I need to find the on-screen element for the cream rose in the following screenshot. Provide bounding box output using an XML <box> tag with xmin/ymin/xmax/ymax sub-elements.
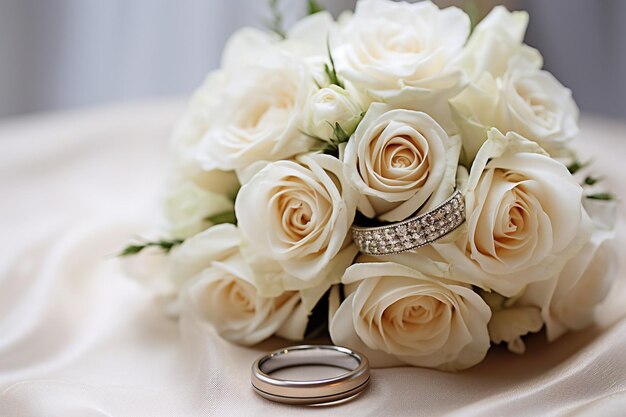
<box><xmin>168</xmin><ymin>71</ymin><xmax>240</xmax><ymax>196</ymax></box>
<box><xmin>169</xmin><ymin>223</ymin><xmax>241</xmax><ymax>290</ymax></box>
<box><xmin>336</xmin><ymin>0</ymin><xmax>469</xmax><ymax>132</ymax></box>
<box><xmin>164</xmin><ymin>181</ymin><xmax>234</xmax><ymax>239</ymax></box>
<box><xmin>170</xmin><ymin>224</ymin><xmax>308</xmax><ymax>345</ymax></box>
<box><xmin>344</xmin><ymin>103</ymin><xmax>461</xmax><ymax>222</ymax></box>
<box><xmin>521</xmin><ymin>199</ymin><xmax>618</xmax><ymax>341</ymax></box>
<box><xmin>451</xmin><ymin>55</ymin><xmax>578</xmax><ymax>163</ymax></box>
<box><xmin>235</xmin><ymin>152</ymin><xmax>358</xmax><ymax>292</ymax></box>
<box><xmin>183</xmin><ymin>251</ymin><xmax>308</xmax><ymax>346</ymax></box>
<box><xmin>302</xmin><ymin>84</ymin><xmax>364</xmax><ymax>141</ymax></box>
<box><xmin>452</xmin><ymin>6</ymin><xmax>541</xmax><ymax>82</ymax></box>
<box><xmin>329</xmin><ymin>254</ymin><xmax>491</xmax><ymax>370</ymax></box>
<box><xmin>433</xmin><ymin>129</ymin><xmax>592</xmax><ymax>297</ymax></box>
<box><xmin>195</xmin><ymin>33</ymin><xmax>316</xmax><ymax>172</ymax></box>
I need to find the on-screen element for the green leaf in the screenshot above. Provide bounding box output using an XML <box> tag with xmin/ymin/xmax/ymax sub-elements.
<box><xmin>477</xmin><ymin>288</ymin><xmax>506</xmax><ymax>312</ymax></box>
<box><xmin>118</xmin><ymin>238</ymin><xmax>184</xmax><ymax>257</ymax></box>
<box><xmin>311</xmin><ymin>122</ymin><xmax>352</xmax><ymax>156</ymax></box>
<box><xmin>324</xmin><ymin>37</ymin><xmax>344</xmax><ymax>88</ymax></box>
<box><xmin>464</xmin><ymin>1</ymin><xmax>480</xmax><ymax>34</ymax></box>
<box><xmin>310</xmin><ymin>110</ymin><xmax>366</xmax><ymax>157</ymax></box>
<box><xmin>567</xmin><ymin>159</ymin><xmax>589</xmax><ymax>175</ymax></box>
<box><xmin>584</xmin><ymin>176</ymin><xmax>602</xmax><ymax>186</ymax></box>
<box><xmin>307</xmin><ymin>0</ymin><xmax>324</xmax><ymax>15</ymax></box>
<box><xmin>267</xmin><ymin>0</ymin><xmax>286</xmax><ymax>39</ymax></box>
<box><xmin>330</xmin><ymin>121</ymin><xmax>350</xmax><ymax>143</ymax></box>
<box><xmin>227</xmin><ymin>186</ymin><xmax>240</xmax><ymax>202</ymax></box>
<box><xmin>587</xmin><ymin>193</ymin><xmax>615</xmax><ymax>201</ymax></box>
<box><xmin>205</xmin><ymin>210</ymin><xmax>238</xmax><ymax>225</ymax></box>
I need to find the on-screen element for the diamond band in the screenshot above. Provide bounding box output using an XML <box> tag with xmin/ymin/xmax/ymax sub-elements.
<box><xmin>351</xmin><ymin>191</ymin><xmax>466</xmax><ymax>256</ymax></box>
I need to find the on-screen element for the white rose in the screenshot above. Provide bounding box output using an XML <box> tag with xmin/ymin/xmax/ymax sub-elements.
<box><xmin>433</xmin><ymin>129</ymin><xmax>592</xmax><ymax>297</ymax></box>
<box><xmin>344</xmin><ymin>103</ymin><xmax>461</xmax><ymax>222</ymax></box>
<box><xmin>521</xmin><ymin>200</ymin><xmax>618</xmax><ymax>341</ymax></box>
<box><xmin>303</xmin><ymin>84</ymin><xmax>363</xmax><ymax>141</ymax></box>
<box><xmin>452</xmin><ymin>6</ymin><xmax>542</xmax><ymax>82</ymax></box>
<box><xmin>329</xmin><ymin>254</ymin><xmax>491</xmax><ymax>370</ymax></box>
<box><xmin>282</xmin><ymin>11</ymin><xmax>339</xmax><ymax>61</ymax></box>
<box><xmin>164</xmin><ymin>181</ymin><xmax>234</xmax><ymax>239</ymax></box>
<box><xmin>195</xmin><ymin>33</ymin><xmax>316</xmax><ymax>172</ymax></box>
<box><xmin>336</xmin><ymin>0</ymin><xmax>470</xmax><ymax>132</ymax></box>
<box><xmin>185</xmin><ymin>264</ymin><xmax>307</xmax><ymax>345</ymax></box>
<box><xmin>172</xmin><ymin>225</ymin><xmax>308</xmax><ymax>345</ymax></box>
<box><xmin>168</xmin><ymin>223</ymin><xmax>241</xmax><ymax>290</ymax></box>
<box><xmin>169</xmin><ymin>72</ymin><xmax>240</xmax><ymax>194</ymax></box>
<box><xmin>235</xmin><ymin>152</ymin><xmax>358</xmax><ymax>293</ymax></box>
<box><xmin>451</xmin><ymin>55</ymin><xmax>579</xmax><ymax>164</ymax></box>
<box><xmin>222</xmin><ymin>12</ymin><xmax>336</xmax><ymax>63</ymax></box>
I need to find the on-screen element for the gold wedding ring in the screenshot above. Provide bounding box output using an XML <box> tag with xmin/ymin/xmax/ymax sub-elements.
<box><xmin>251</xmin><ymin>345</ymin><xmax>370</xmax><ymax>405</ymax></box>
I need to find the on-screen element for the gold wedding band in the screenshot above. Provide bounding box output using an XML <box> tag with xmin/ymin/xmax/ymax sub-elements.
<box><xmin>251</xmin><ymin>345</ymin><xmax>370</xmax><ymax>405</ymax></box>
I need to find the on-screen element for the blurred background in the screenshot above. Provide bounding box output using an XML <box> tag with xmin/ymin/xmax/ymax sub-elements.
<box><xmin>0</xmin><ymin>0</ymin><xmax>624</xmax><ymax>120</ymax></box>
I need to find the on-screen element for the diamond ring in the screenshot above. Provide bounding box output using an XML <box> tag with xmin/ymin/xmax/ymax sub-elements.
<box><xmin>351</xmin><ymin>191</ymin><xmax>466</xmax><ymax>256</ymax></box>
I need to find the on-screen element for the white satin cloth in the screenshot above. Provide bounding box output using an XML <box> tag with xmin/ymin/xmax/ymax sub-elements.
<box><xmin>1</xmin><ymin>100</ymin><xmax>625</xmax><ymax>417</ymax></box>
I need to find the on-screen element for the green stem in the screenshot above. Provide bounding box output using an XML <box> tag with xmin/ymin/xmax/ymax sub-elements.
<box><xmin>119</xmin><ymin>238</ymin><xmax>184</xmax><ymax>257</ymax></box>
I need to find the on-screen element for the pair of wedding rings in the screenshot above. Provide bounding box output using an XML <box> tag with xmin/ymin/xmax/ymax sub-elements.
<box><xmin>250</xmin><ymin>192</ymin><xmax>465</xmax><ymax>405</ymax></box>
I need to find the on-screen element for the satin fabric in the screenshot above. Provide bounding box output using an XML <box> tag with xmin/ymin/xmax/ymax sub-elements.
<box><xmin>1</xmin><ymin>100</ymin><xmax>625</xmax><ymax>416</ymax></box>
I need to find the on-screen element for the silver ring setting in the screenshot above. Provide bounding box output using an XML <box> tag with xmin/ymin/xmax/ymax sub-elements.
<box><xmin>251</xmin><ymin>345</ymin><xmax>370</xmax><ymax>405</ymax></box>
<box><xmin>351</xmin><ymin>191</ymin><xmax>466</xmax><ymax>256</ymax></box>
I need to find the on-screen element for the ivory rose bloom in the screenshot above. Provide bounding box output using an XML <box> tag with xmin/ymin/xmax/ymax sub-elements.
<box><xmin>184</xmin><ymin>252</ymin><xmax>308</xmax><ymax>346</ymax></box>
<box><xmin>168</xmin><ymin>72</ymin><xmax>240</xmax><ymax>201</ymax></box>
<box><xmin>164</xmin><ymin>181</ymin><xmax>234</xmax><ymax>239</ymax></box>
<box><xmin>451</xmin><ymin>56</ymin><xmax>579</xmax><ymax>163</ymax></box>
<box><xmin>195</xmin><ymin>32</ymin><xmax>316</xmax><ymax>172</ymax></box>
<box><xmin>450</xmin><ymin>6</ymin><xmax>577</xmax><ymax>163</ymax></box>
<box><xmin>235</xmin><ymin>152</ymin><xmax>358</xmax><ymax>292</ymax></box>
<box><xmin>336</xmin><ymin>0</ymin><xmax>469</xmax><ymax>132</ymax></box>
<box><xmin>450</xmin><ymin>7</ymin><xmax>577</xmax><ymax>164</ymax></box>
<box><xmin>302</xmin><ymin>84</ymin><xmax>364</xmax><ymax>141</ymax></box>
<box><xmin>452</xmin><ymin>6</ymin><xmax>541</xmax><ymax>82</ymax></box>
<box><xmin>521</xmin><ymin>200</ymin><xmax>618</xmax><ymax>341</ymax></box>
<box><xmin>433</xmin><ymin>129</ymin><xmax>592</xmax><ymax>297</ymax></box>
<box><xmin>169</xmin><ymin>224</ymin><xmax>242</xmax><ymax>290</ymax></box>
<box><xmin>329</xmin><ymin>255</ymin><xmax>491</xmax><ymax>370</ymax></box>
<box><xmin>171</xmin><ymin>224</ymin><xmax>308</xmax><ymax>345</ymax></box>
<box><xmin>344</xmin><ymin>103</ymin><xmax>461</xmax><ymax>222</ymax></box>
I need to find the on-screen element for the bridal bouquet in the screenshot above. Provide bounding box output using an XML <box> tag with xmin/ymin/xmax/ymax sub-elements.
<box><xmin>124</xmin><ymin>0</ymin><xmax>618</xmax><ymax>371</ymax></box>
